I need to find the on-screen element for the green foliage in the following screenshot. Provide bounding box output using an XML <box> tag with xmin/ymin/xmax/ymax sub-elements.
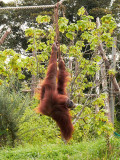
<box><xmin>25</xmin><ymin>28</ymin><xmax>46</xmax><ymax>39</ymax></box>
<box><xmin>77</xmin><ymin>6</ymin><xmax>85</xmax><ymax>16</ymax></box>
<box><xmin>89</xmin><ymin>8</ymin><xmax>111</xmax><ymax>18</ymax></box>
<box><xmin>24</xmin><ymin>15</ymin><xmax>56</xmax><ymax>80</ymax></box>
<box><xmin>0</xmin><ymin>49</ymin><xmax>26</xmax><ymax>83</ymax></box>
<box><xmin>66</xmin><ymin>32</ymin><xmax>75</xmax><ymax>40</ymax></box>
<box><xmin>0</xmin><ymin>81</ymin><xmax>30</xmax><ymax>146</ymax></box>
<box><xmin>0</xmin><ymin>49</ymin><xmax>44</xmax><ymax>83</ymax></box>
<box><xmin>18</xmin><ymin>97</ymin><xmax>61</xmax><ymax>144</ymax></box>
<box><xmin>60</xmin><ymin>44</ymin><xmax>68</xmax><ymax>54</ymax></box>
<box><xmin>0</xmin><ymin>137</ymin><xmax>120</xmax><ymax>160</ymax></box>
<box><xmin>0</xmin><ymin>7</ymin><xmax>117</xmax><ymax>145</ymax></box>
<box><xmin>101</xmin><ymin>14</ymin><xmax>117</xmax><ymax>32</ymax></box>
<box><xmin>36</xmin><ymin>15</ymin><xmax>51</xmax><ymax>24</ymax></box>
<box><xmin>54</xmin><ymin>8</ymin><xmax>116</xmax><ymax>139</ymax></box>
<box><xmin>72</xmin><ymin>105</ymin><xmax>114</xmax><ymax>141</ymax></box>
<box><xmin>58</xmin><ymin>17</ymin><xmax>69</xmax><ymax>33</ymax></box>
<box><xmin>108</xmin><ymin>69</ymin><xmax>117</xmax><ymax>76</ymax></box>
<box><xmin>58</xmin><ymin>7</ymin><xmax>116</xmax><ymax>51</ymax></box>
<box><xmin>92</xmin><ymin>93</ymin><xmax>107</xmax><ymax>107</ymax></box>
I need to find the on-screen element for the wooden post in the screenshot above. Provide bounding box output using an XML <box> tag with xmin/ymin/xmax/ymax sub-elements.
<box><xmin>54</xmin><ymin>2</ymin><xmax>61</xmax><ymax>60</ymax></box>
<box><xmin>109</xmin><ymin>37</ymin><xmax>117</xmax><ymax>125</ymax></box>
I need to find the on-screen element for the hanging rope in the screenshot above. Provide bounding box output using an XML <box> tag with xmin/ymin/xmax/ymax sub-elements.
<box><xmin>54</xmin><ymin>2</ymin><xmax>61</xmax><ymax>60</ymax></box>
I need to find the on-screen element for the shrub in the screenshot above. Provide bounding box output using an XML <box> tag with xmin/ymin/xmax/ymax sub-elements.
<box><xmin>0</xmin><ymin>82</ymin><xmax>30</xmax><ymax>146</ymax></box>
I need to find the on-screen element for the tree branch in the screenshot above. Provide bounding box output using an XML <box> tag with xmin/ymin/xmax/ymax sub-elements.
<box><xmin>0</xmin><ymin>28</ymin><xmax>11</xmax><ymax>45</ymax></box>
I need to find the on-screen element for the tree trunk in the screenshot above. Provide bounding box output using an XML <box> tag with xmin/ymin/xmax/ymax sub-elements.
<box><xmin>101</xmin><ymin>62</ymin><xmax>111</xmax><ymax>122</ymax></box>
<box><xmin>109</xmin><ymin>37</ymin><xmax>117</xmax><ymax>125</ymax></box>
<box><xmin>96</xmin><ymin>17</ymin><xmax>111</xmax><ymax>122</ymax></box>
<box><xmin>31</xmin><ymin>34</ymin><xmax>37</xmax><ymax>97</ymax></box>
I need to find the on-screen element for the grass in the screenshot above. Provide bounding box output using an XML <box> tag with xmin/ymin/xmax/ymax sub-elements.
<box><xmin>0</xmin><ymin>137</ymin><xmax>120</xmax><ymax>160</ymax></box>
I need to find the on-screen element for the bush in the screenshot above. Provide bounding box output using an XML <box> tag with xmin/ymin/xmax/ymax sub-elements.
<box><xmin>0</xmin><ymin>82</ymin><xmax>30</xmax><ymax>146</ymax></box>
<box><xmin>18</xmin><ymin>98</ymin><xmax>61</xmax><ymax>145</ymax></box>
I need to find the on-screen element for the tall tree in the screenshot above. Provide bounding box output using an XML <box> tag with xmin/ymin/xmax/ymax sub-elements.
<box><xmin>0</xmin><ymin>0</ymin><xmax>114</xmax><ymax>51</ymax></box>
<box><xmin>65</xmin><ymin>0</ymin><xmax>111</xmax><ymax>22</ymax></box>
<box><xmin>111</xmin><ymin>0</ymin><xmax>120</xmax><ymax>24</ymax></box>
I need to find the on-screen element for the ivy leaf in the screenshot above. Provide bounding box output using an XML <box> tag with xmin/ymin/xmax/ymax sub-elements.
<box><xmin>25</xmin><ymin>28</ymin><xmax>34</xmax><ymax>37</ymax></box>
<box><xmin>58</xmin><ymin>17</ymin><xmax>68</xmax><ymax>33</ymax></box>
<box><xmin>108</xmin><ymin>69</ymin><xmax>116</xmax><ymax>76</ymax></box>
<box><xmin>68</xmin><ymin>23</ymin><xmax>78</xmax><ymax>32</ymax></box>
<box><xmin>66</xmin><ymin>32</ymin><xmax>74</xmax><ymax>40</ymax></box>
<box><xmin>36</xmin><ymin>15</ymin><xmax>50</xmax><ymax>23</ymax></box>
<box><xmin>93</xmin><ymin>55</ymin><xmax>101</xmax><ymax>62</ymax></box>
<box><xmin>58</xmin><ymin>17</ymin><xmax>68</xmax><ymax>25</ymax></box>
<box><xmin>60</xmin><ymin>44</ymin><xmax>68</xmax><ymax>54</ymax></box>
<box><xmin>77</xmin><ymin>7</ymin><xmax>85</xmax><ymax>16</ymax></box>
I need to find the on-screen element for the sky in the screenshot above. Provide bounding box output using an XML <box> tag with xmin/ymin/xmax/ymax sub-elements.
<box><xmin>1</xmin><ymin>0</ymin><xmax>15</xmax><ymax>3</ymax></box>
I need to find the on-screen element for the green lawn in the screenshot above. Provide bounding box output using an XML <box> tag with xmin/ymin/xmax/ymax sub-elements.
<box><xmin>0</xmin><ymin>137</ymin><xmax>120</xmax><ymax>160</ymax></box>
